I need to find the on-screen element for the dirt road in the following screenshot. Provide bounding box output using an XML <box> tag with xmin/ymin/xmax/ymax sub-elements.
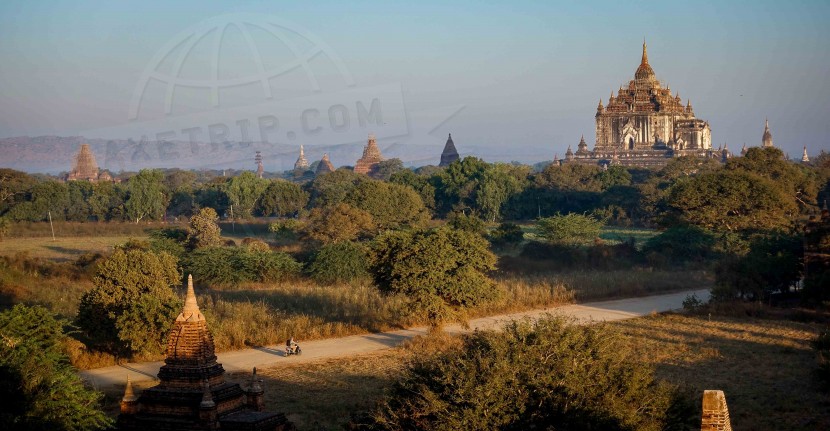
<box><xmin>80</xmin><ymin>289</ymin><xmax>709</xmax><ymax>390</ymax></box>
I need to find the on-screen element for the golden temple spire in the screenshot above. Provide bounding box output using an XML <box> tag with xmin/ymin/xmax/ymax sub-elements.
<box><xmin>642</xmin><ymin>39</ymin><xmax>649</xmax><ymax>65</ymax></box>
<box><xmin>178</xmin><ymin>274</ymin><xmax>205</xmax><ymax>322</ymax></box>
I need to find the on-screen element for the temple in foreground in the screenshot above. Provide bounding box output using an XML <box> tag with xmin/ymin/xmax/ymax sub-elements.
<box><xmin>117</xmin><ymin>275</ymin><xmax>293</xmax><ymax>431</ymax></box>
<box><xmin>565</xmin><ymin>42</ymin><xmax>720</xmax><ymax>167</ymax></box>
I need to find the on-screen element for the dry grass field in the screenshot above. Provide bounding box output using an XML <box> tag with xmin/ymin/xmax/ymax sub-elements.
<box><xmin>120</xmin><ymin>311</ymin><xmax>828</xmax><ymax>431</ymax></box>
<box><xmin>0</xmin><ymin>235</ymin><xmax>138</xmax><ymax>261</ymax></box>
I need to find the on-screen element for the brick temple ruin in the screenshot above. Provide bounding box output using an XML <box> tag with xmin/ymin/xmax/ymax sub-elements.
<box><xmin>353</xmin><ymin>134</ymin><xmax>384</xmax><ymax>175</ymax></box>
<box><xmin>117</xmin><ymin>275</ymin><xmax>293</xmax><ymax>431</ymax></box>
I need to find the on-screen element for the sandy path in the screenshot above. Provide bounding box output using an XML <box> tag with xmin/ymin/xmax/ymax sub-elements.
<box><xmin>80</xmin><ymin>289</ymin><xmax>709</xmax><ymax>389</ymax></box>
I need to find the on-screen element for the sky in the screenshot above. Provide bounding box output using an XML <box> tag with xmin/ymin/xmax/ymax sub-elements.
<box><xmin>1</xmin><ymin>0</ymin><xmax>829</xmax><ymax>162</ymax></box>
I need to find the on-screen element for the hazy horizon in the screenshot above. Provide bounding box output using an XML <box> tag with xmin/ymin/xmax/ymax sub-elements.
<box><xmin>2</xmin><ymin>0</ymin><xmax>829</xmax><ymax>165</ymax></box>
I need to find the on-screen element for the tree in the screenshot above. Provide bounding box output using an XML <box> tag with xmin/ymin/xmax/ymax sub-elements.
<box><xmin>369</xmin><ymin>227</ymin><xmax>498</xmax><ymax>326</ymax></box>
<box><xmin>370</xmin><ymin>158</ymin><xmax>404</xmax><ymax>181</ymax></box>
<box><xmin>712</xmin><ymin>233</ymin><xmax>803</xmax><ymax>301</ymax></box>
<box><xmin>537</xmin><ymin>213</ymin><xmax>604</xmax><ymax>245</ymax></box>
<box><xmin>307</xmin><ymin>241</ymin><xmax>371</xmax><ymax>284</ymax></box>
<box><xmin>356</xmin><ymin>316</ymin><xmax>689</xmax><ymax>430</ymax></box>
<box><xmin>187</xmin><ymin>207</ymin><xmax>222</xmax><ymax>249</ymax></box>
<box><xmin>434</xmin><ymin>156</ymin><xmax>490</xmax><ymax>216</ymax></box>
<box><xmin>76</xmin><ymin>248</ymin><xmax>181</xmax><ymax>356</ymax></box>
<box><xmin>390</xmin><ymin>169</ymin><xmax>437</xmax><ymax>212</ymax></box>
<box><xmin>666</xmin><ymin>170</ymin><xmax>798</xmax><ymax>232</ymax></box>
<box><xmin>66</xmin><ymin>180</ymin><xmax>93</xmax><ymax>221</ymax></box>
<box><xmin>726</xmin><ymin>147</ymin><xmax>818</xmax><ymax>208</ymax></box>
<box><xmin>308</xmin><ymin>169</ymin><xmax>368</xmax><ymax>209</ymax></box>
<box><xmin>0</xmin><ymin>305</ymin><xmax>112</xmax><ymax>430</ymax></box>
<box><xmin>476</xmin><ymin>163</ymin><xmax>529</xmax><ymax>222</ymax></box>
<box><xmin>125</xmin><ymin>169</ymin><xmax>168</xmax><ymax>223</ymax></box>
<box><xmin>345</xmin><ymin>181</ymin><xmax>429</xmax><ymax>229</ymax></box>
<box><xmin>225</xmin><ymin>171</ymin><xmax>268</xmax><ymax>218</ymax></box>
<box><xmin>258</xmin><ymin>180</ymin><xmax>309</xmax><ymax>217</ymax></box>
<box><xmin>88</xmin><ymin>181</ymin><xmax>126</xmax><ymax>221</ymax></box>
<box><xmin>306</xmin><ymin>203</ymin><xmax>375</xmax><ymax>243</ymax></box>
<box><xmin>0</xmin><ymin>169</ymin><xmax>37</xmax><ymax>216</ymax></box>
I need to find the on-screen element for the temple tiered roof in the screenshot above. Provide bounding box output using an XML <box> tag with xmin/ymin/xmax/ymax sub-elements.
<box><xmin>117</xmin><ymin>275</ymin><xmax>292</xmax><ymax>431</ymax></box>
<box><xmin>353</xmin><ymin>134</ymin><xmax>384</xmax><ymax>174</ymax></box>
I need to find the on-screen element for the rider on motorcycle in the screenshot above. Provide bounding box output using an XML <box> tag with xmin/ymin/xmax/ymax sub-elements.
<box><xmin>286</xmin><ymin>336</ymin><xmax>299</xmax><ymax>354</ymax></box>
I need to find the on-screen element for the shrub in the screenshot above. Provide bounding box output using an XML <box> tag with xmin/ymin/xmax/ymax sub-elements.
<box><xmin>75</xmin><ymin>249</ymin><xmax>181</xmax><ymax>356</ymax></box>
<box><xmin>447</xmin><ymin>211</ymin><xmax>486</xmax><ymax>235</ymax></box>
<box><xmin>643</xmin><ymin>225</ymin><xmax>716</xmax><ymax>266</ymax></box>
<box><xmin>355</xmin><ymin>316</ymin><xmax>690</xmax><ymax>430</ymax></box>
<box><xmin>307</xmin><ymin>241</ymin><xmax>370</xmax><ymax>284</ymax></box>
<box><xmin>488</xmin><ymin>222</ymin><xmax>524</xmax><ymax>248</ymax></box>
<box><xmin>370</xmin><ymin>227</ymin><xmax>498</xmax><ymax>326</ymax></box>
<box><xmin>184</xmin><ymin>247</ymin><xmax>301</xmax><ymax>285</ymax></box>
<box><xmin>241</xmin><ymin>237</ymin><xmax>271</xmax><ymax>252</ymax></box>
<box><xmin>187</xmin><ymin>207</ymin><xmax>222</xmax><ymax>249</ymax></box>
<box><xmin>537</xmin><ymin>212</ymin><xmax>604</xmax><ymax>245</ymax></box>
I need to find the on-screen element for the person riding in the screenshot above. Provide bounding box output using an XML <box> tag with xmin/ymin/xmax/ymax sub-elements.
<box><xmin>286</xmin><ymin>336</ymin><xmax>299</xmax><ymax>354</ymax></box>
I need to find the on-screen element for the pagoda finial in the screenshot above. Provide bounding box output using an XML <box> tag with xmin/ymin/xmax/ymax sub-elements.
<box><xmin>641</xmin><ymin>39</ymin><xmax>649</xmax><ymax>65</ymax></box>
<box><xmin>178</xmin><ymin>274</ymin><xmax>205</xmax><ymax>322</ymax></box>
<box><xmin>122</xmin><ymin>375</ymin><xmax>138</xmax><ymax>402</ymax></box>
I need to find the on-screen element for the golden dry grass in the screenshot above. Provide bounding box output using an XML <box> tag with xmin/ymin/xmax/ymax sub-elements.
<box><xmin>196</xmin><ymin>312</ymin><xmax>830</xmax><ymax>431</ymax></box>
<box><xmin>0</xmin><ymin>236</ymin><xmax>140</xmax><ymax>261</ymax></box>
<box><xmin>613</xmin><ymin>312</ymin><xmax>830</xmax><ymax>431</ymax></box>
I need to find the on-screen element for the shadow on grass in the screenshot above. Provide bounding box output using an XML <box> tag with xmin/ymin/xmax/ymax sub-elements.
<box><xmin>613</xmin><ymin>313</ymin><xmax>830</xmax><ymax>431</ymax></box>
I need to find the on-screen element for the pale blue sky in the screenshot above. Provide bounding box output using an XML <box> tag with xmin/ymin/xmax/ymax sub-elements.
<box><xmin>1</xmin><ymin>0</ymin><xmax>828</xmax><ymax>160</ymax></box>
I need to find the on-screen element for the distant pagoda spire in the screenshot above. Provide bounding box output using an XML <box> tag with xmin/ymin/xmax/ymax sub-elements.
<box><xmin>741</xmin><ymin>143</ymin><xmax>747</xmax><ymax>156</ymax></box>
<box><xmin>316</xmin><ymin>153</ymin><xmax>335</xmax><ymax>176</ymax></box>
<box><xmin>802</xmin><ymin>146</ymin><xmax>810</xmax><ymax>163</ymax></box>
<box><xmin>762</xmin><ymin>118</ymin><xmax>774</xmax><ymax>147</ymax></box>
<box><xmin>68</xmin><ymin>143</ymin><xmax>100</xmax><ymax>181</ymax></box>
<box><xmin>294</xmin><ymin>145</ymin><xmax>309</xmax><ymax>170</ymax></box>
<box><xmin>577</xmin><ymin>134</ymin><xmax>589</xmax><ymax>154</ymax></box>
<box><xmin>439</xmin><ymin>133</ymin><xmax>459</xmax><ymax>167</ymax></box>
<box><xmin>255</xmin><ymin>151</ymin><xmax>264</xmax><ymax>179</ymax></box>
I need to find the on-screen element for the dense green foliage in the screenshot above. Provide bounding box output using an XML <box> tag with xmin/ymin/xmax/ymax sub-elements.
<box><xmin>307</xmin><ymin>241</ymin><xmax>371</xmax><ymax>284</ymax></box>
<box><xmin>125</xmin><ymin>169</ymin><xmax>168</xmax><ymax>223</ymax></box>
<box><xmin>357</xmin><ymin>316</ymin><xmax>690</xmax><ymax>430</ymax></box>
<box><xmin>183</xmin><ymin>247</ymin><xmax>302</xmax><ymax>285</ymax></box>
<box><xmin>76</xmin><ymin>248</ymin><xmax>181</xmax><ymax>355</ymax></box>
<box><xmin>370</xmin><ymin>227</ymin><xmax>497</xmax><ymax>325</ymax></box>
<box><xmin>187</xmin><ymin>207</ymin><xmax>222</xmax><ymax>249</ymax></box>
<box><xmin>306</xmin><ymin>203</ymin><xmax>376</xmax><ymax>243</ymax></box>
<box><xmin>258</xmin><ymin>179</ymin><xmax>309</xmax><ymax>217</ymax></box>
<box><xmin>0</xmin><ymin>305</ymin><xmax>112</xmax><ymax>430</ymax></box>
<box><xmin>226</xmin><ymin>171</ymin><xmax>268</xmax><ymax>218</ymax></box>
<box><xmin>537</xmin><ymin>212</ymin><xmax>604</xmax><ymax>245</ymax></box>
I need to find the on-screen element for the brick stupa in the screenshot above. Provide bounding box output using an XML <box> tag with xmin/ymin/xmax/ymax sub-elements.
<box><xmin>439</xmin><ymin>133</ymin><xmax>459</xmax><ymax>167</ymax></box>
<box><xmin>315</xmin><ymin>153</ymin><xmax>335</xmax><ymax>176</ymax></box>
<box><xmin>117</xmin><ymin>275</ymin><xmax>293</xmax><ymax>431</ymax></box>
<box><xmin>353</xmin><ymin>134</ymin><xmax>383</xmax><ymax>175</ymax></box>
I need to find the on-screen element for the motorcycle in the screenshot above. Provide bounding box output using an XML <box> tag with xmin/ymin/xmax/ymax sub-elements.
<box><xmin>285</xmin><ymin>344</ymin><xmax>302</xmax><ymax>356</ymax></box>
